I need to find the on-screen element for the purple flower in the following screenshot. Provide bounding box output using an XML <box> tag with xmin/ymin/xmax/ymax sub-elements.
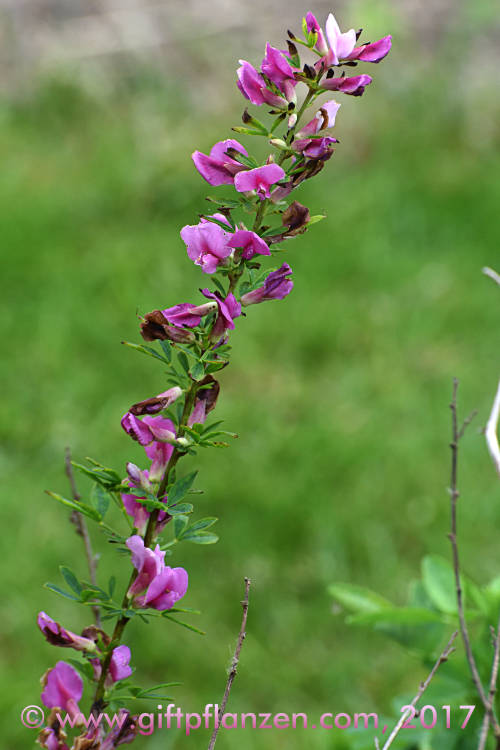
<box><xmin>41</xmin><ymin>662</ymin><xmax>83</xmax><ymax>721</ymax></box>
<box><xmin>305</xmin><ymin>12</ymin><xmax>329</xmax><ymax>56</ymax></box>
<box><xmin>201</xmin><ymin>289</ymin><xmax>241</xmax><ymax>339</ymax></box>
<box><xmin>100</xmin><ymin>710</ymin><xmax>138</xmax><ymax>748</ymax></box>
<box><xmin>188</xmin><ymin>376</ymin><xmax>220</xmax><ymax>427</ymax></box>
<box><xmin>237</xmin><ymin>60</ymin><xmax>287</xmax><ymax>107</ymax></box>
<box><xmin>293</xmin><ymin>100</ymin><xmax>341</xmax><ymax>158</ymax></box>
<box><xmin>261</xmin><ymin>43</ymin><xmax>297</xmax><ymax>102</ymax></box>
<box><xmin>228</xmin><ymin>230</ymin><xmax>271</xmax><ymax>260</ymax></box>
<box><xmin>37</xmin><ymin>727</ymin><xmax>69</xmax><ymax>750</ymax></box>
<box><xmin>143</xmin><ymin>416</ymin><xmax>176</xmax><ymax>482</ymax></box>
<box><xmin>347</xmin><ymin>35</ymin><xmax>392</xmax><ymax>63</ymax></box>
<box><xmin>37</xmin><ymin>613</ymin><xmax>97</xmax><ymax>653</ymax></box>
<box><xmin>127</xmin><ymin>536</ymin><xmax>165</xmax><ymax>596</ymax></box>
<box><xmin>121</xmin><ymin>413</ymin><xmax>176</xmax><ymax>447</ymax></box>
<box><xmin>122</xmin><ymin>464</ymin><xmax>170</xmax><ymax>533</ymax></box>
<box><xmin>320</xmin><ymin>74</ymin><xmax>373</xmax><ymax>96</ymax></box>
<box><xmin>91</xmin><ymin>645</ymin><xmax>133</xmax><ymax>687</ymax></box>
<box><xmin>192</xmin><ymin>139</ymin><xmax>248</xmax><ymax>186</ymax></box>
<box><xmin>241</xmin><ymin>264</ymin><xmax>294</xmax><ymax>306</ymax></box>
<box><xmin>162</xmin><ymin>304</ymin><xmax>202</xmax><ymax>328</ymax></box>
<box><xmin>234</xmin><ymin>164</ymin><xmax>286</xmax><ymax>200</ymax></box>
<box><xmin>180</xmin><ymin>221</ymin><xmax>232</xmax><ymax>274</ymax></box>
<box><xmin>126</xmin><ymin>535</ymin><xmax>188</xmax><ymax>611</ymax></box>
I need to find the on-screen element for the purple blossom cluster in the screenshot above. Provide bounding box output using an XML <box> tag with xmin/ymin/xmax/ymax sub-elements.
<box><xmin>35</xmin><ymin>10</ymin><xmax>390</xmax><ymax>749</ymax></box>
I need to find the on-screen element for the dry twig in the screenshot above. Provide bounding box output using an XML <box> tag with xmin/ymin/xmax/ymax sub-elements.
<box><xmin>486</xmin><ymin>381</ymin><xmax>500</xmax><ymax>479</ymax></box>
<box><xmin>376</xmin><ymin>631</ymin><xmax>458</xmax><ymax>749</ymax></box>
<box><xmin>208</xmin><ymin>577</ymin><xmax>251</xmax><ymax>750</ymax></box>
<box><xmin>448</xmin><ymin>381</ymin><xmax>500</xmax><ymax>738</ymax></box>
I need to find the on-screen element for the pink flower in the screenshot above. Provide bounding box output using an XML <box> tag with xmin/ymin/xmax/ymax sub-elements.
<box><xmin>41</xmin><ymin>662</ymin><xmax>83</xmax><ymax>721</ymax></box>
<box><xmin>127</xmin><ymin>536</ymin><xmax>165</xmax><ymax>597</ymax></box>
<box><xmin>188</xmin><ymin>377</ymin><xmax>220</xmax><ymax>427</ymax></box>
<box><xmin>37</xmin><ymin>727</ymin><xmax>69</xmax><ymax>750</ymax></box>
<box><xmin>100</xmin><ymin>710</ymin><xmax>138</xmax><ymax>748</ymax></box>
<box><xmin>228</xmin><ymin>230</ymin><xmax>270</xmax><ymax>260</ymax></box>
<box><xmin>192</xmin><ymin>139</ymin><xmax>248</xmax><ymax>186</ymax></box>
<box><xmin>142</xmin><ymin>417</ymin><xmax>176</xmax><ymax>482</ymax></box>
<box><xmin>294</xmin><ymin>100</ymin><xmax>341</xmax><ymax>158</ymax></box>
<box><xmin>305</xmin><ymin>12</ymin><xmax>329</xmax><ymax>56</ymax></box>
<box><xmin>236</xmin><ymin>60</ymin><xmax>287</xmax><ymax>107</ymax></box>
<box><xmin>91</xmin><ymin>645</ymin><xmax>133</xmax><ymax>687</ymax></box>
<box><xmin>201</xmin><ymin>289</ymin><xmax>241</xmax><ymax>334</ymax></box>
<box><xmin>121</xmin><ymin>413</ymin><xmax>176</xmax><ymax>447</ymax></box>
<box><xmin>122</xmin><ymin>464</ymin><xmax>170</xmax><ymax>533</ymax></box>
<box><xmin>129</xmin><ymin>387</ymin><xmax>183</xmax><ymax>416</ymax></box>
<box><xmin>241</xmin><ymin>264</ymin><xmax>294</xmax><ymax>306</ymax></box>
<box><xmin>180</xmin><ymin>221</ymin><xmax>232</xmax><ymax>274</ymax></box>
<box><xmin>162</xmin><ymin>304</ymin><xmax>203</xmax><ymax>328</ymax></box>
<box><xmin>324</xmin><ymin>12</ymin><xmax>357</xmax><ymax>65</ymax></box>
<box><xmin>126</xmin><ymin>535</ymin><xmax>188</xmax><ymax>611</ymax></box>
<box><xmin>320</xmin><ymin>74</ymin><xmax>372</xmax><ymax>96</ymax></box>
<box><xmin>234</xmin><ymin>164</ymin><xmax>286</xmax><ymax>200</ymax></box>
<box><xmin>261</xmin><ymin>43</ymin><xmax>297</xmax><ymax>102</ymax></box>
<box><xmin>37</xmin><ymin>613</ymin><xmax>97</xmax><ymax>653</ymax></box>
<box><xmin>347</xmin><ymin>35</ymin><xmax>392</xmax><ymax>63</ymax></box>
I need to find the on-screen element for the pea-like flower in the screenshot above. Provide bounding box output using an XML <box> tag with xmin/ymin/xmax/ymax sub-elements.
<box><xmin>261</xmin><ymin>43</ymin><xmax>297</xmax><ymax>103</ymax></box>
<box><xmin>241</xmin><ymin>264</ymin><xmax>294</xmax><ymax>306</ymax></box>
<box><xmin>41</xmin><ymin>661</ymin><xmax>83</xmax><ymax>721</ymax></box>
<box><xmin>90</xmin><ymin>645</ymin><xmax>133</xmax><ymax>686</ymax></box>
<box><xmin>192</xmin><ymin>139</ymin><xmax>248</xmax><ymax>186</ymax></box>
<box><xmin>237</xmin><ymin>60</ymin><xmax>287</xmax><ymax>107</ymax></box>
<box><xmin>228</xmin><ymin>229</ymin><xmax>271</xmax><ymax>260</ymax></box>
<box><xmin>347</xmin><ymin>36</ymin><xmax>392</xmax><ymax>63</ymax></box>
<box><xmin>320</xmin><ymin>73</ymin><xmax>373</xmax><ymax>96</ymax></box>
<box><xmin>126</xmin><ymin>535</ymin><xmax>188</xmax><ymax>611</ymax></box>
<box><xmin>180</xmin><ymin>221</ymin><xmax>233</xmax><ymax>274</ymax></box>
<box><xmin>234</xmin><ymin>164</ymin><xmax>286</xmax><ymax>200</ymax></box>
<box><xmin>37</xmin><ymin>613</ymin><xmax>98</xmax><ymax>653</ymax></box>
<box><xmin>201</xmin><ymin>288</ymin><xmax>241</xmax><ymax>341</ymax></box>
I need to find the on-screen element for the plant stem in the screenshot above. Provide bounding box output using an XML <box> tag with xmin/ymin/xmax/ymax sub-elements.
<box><xmin>92</xmin><ymin>381</ymin><xmax>199</xmax><ymax>711</ymax></box>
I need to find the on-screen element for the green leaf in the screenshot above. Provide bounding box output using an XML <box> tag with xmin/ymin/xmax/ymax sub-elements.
<box><xmin>66</xmin><ymin>659</ymin><xmax>95</xmax><ymax>681</ymax></box>
<box><xmin>190</xmin><ymin>361</ymin><xmax>205</xmax><ymax>381</ymax></box>
<box><xmin>167</xmin><ymin>503</ymin><xmax>194</xmax><ymax>516</ymax></box>
<box><xmin>46</xmin><ymin>491</ymin><xmax>101</xmax><ymax>522</ymax></box>
<box><xmin>174</xmin><ymin>515</ymin><xmax>189</xmax><ymax>538</ymax></box>
<box><xmin>181</xmin><ymin>531</ymin><xmax>219</xmax><ymax>544</ymax></box>
<box><xmin>168</xmin><ymin>471</ymin><xmax>198</xmax><ymax>505</ymax></box>
<box><xmin>91</xmin><ymin>484</ymin><xmax>110</xmax><ymax>519</ymax></box>
<box><xmin>45</xmin><ymin>583</ymin><xmax>80</xmax><ymax>601</ymax></box>
<box><xmin>348</xmin><ymin>607</ymin><xmax>444</xmax><ymax>627</ymax></box>
<box><xmin>308</xmin><ymin>214</ymin><xmax>326</xmax><ymax>226</ymax></box>
<box><xmin>108</xmin><ymin>576</ymin><xmax>116</xmax><ymax>598</ymax></box>
<box><xmin>184</xmin><ymin>517</ymin><xmax>218</xmax><ymax>534</ymax></box>
<box><xmin>159</xmin><ymin>340</ymin><xmax>172</xmax><ymax>363</ymax></box>
<box><xmin>162</xmin><ymin>614</ymin><xmax>206</xmax><ymax>635</ymax></box>
<box><xmin>422</xmin><ymin>555</ymin><xmax>457</xmax><ymax>615</ymax></box>
<box><xmin>121</xmin><ymin>340</ymin><xmax>170</xmax><ymax>365</ymax></box>
<box><xmin>137</xmin><ymin>682</ymin><xmax>182</xmax><ymax>696</ymax></box>
<box><xmin>177</xmin><ymin>352</ymin><xmax>190</xmax><ymax>374</ymax></box>
<box><xmin>328</xmin><ymin>583</ymin><xmax>391</xmax><ymax>614</ymax></box>
<box><xmin>60</xmin><ymin>566</ymin><xmax>82</xmax><ymax>595</ymax></box>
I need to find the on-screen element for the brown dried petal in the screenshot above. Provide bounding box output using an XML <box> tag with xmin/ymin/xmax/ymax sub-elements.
<box><xmin>282</xmin><ymin>200</ymin><xmax>310</xmax><ymax>234</ymax></box>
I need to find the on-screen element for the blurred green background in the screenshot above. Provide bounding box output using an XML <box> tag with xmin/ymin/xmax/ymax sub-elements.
<box><xmin>1</xmin><ymin>0</ymin><xmax>499</xmax><ymax>747</ymax></box>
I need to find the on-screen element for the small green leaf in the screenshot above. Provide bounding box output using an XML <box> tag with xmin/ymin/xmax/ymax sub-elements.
<box><xmin>184</xmin><ymin>517</ymin><xmax>218</xmax><ymax>534</ymax></box>
<box><xmin>60</xmin><ymin>566</ymin><xmax>82</xmax><ymax>595</ymax></box>
<box><xmin>348</xmin><ymin>607</ymin><xmax>445</xmax><ymax>627</ymax></box>
<box><xmin>162</xmin><ymin>614</ymin><xmax>206</xmax><ymax>635</ymax></box>
<box><xmin>174</xmin><ymin>515</ymin><xmax>189</xmax><ymax>538</ymax></box>
<box><xmin>190</xmin><ymin>361</ymin><xmax>205</xmax><ymax>381</ymax></box>
<box><xmin>168</xmin><ymin>471</ymin><xmax>198</xmax><ymax>505</ymax></box>
<box><xmin>328</xmin><ymin>583</ymin><xmax>391</xmax><ymax>614</ymax></box>
<box><xmin>181</xmin><ymin>531</ymin><xmax>219</xmax><ymax>544</ymax></box>
<box><xmin>167</xmin><ymin>503</ymin><xmax>194</xmax><ymax>516</ymax></box>
<box><xmin>108</xmin><ymin>576</ymin><xmax>116</xmax><ymax>598</ymax></box>
<box><xmin>121</xmin><ymin>340</ymin><xmax>169</xmax><ymax>365</ymax></box>
<box><xmin>46</xmin><ymin>491</ymin><xmax>101</xmax><ymax>522</ymax></box>
<box><xmin>45</xmin><ymin>583</ymin><xmax>80</xmax><ymax>601</ymax></box>
<box><xmin>422</xmin><ymin>556</ymin><xmax>458</xmax><ymax>615</ymax></box>
<box><xmin>91</xmin><ymin>484</ymin><xmax>110</xmax><ymax>519</ymax></box>
<box><xmin>177</xmin><ymin>352</ymin><xmax>190</xmax><ymax>374</ymax></box>
<box><xmin>159</xmin><ymin>340</ymin><xmax>172</xmax><ymax>362</ymax></box>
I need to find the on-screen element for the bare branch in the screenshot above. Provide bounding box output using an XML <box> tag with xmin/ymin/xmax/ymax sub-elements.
<box><xmin>478</xmin><ymin>615</ymin><xmax>500</xmax><ymax>750</ymax></box>
<box><xmin>378</xmin><ymin>631</ymin><xmax>458</xmax><ymax>749</ymax></box>
<box><xmin>486</xmin><ymin>380</ymin><xmax>500</xmax><ymax>479</ymax></box>
<box><xmin>448</xmin><ymin>380</ymin><xmax>500</xmax><ymax>735</ymax></box>
<box><xmin>208</xmin><ymin>577</ymin><xmax>251</xmax><ymax>750</ymax></box>
<box><xmin>65</xmin><ymin>447</ymin><xmax>101</xmax><ymax>627</ymax></box>
<box><xmin>483</xmin><ymin>267</ymin><xmax>500</xmax><ymax>287</ymax></box>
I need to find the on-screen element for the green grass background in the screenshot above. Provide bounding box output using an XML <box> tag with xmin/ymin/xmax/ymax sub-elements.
<box><xmin>1</xmin><ymin>3</ymin><xmax>499</xmax><ymax>747</ymax></box>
